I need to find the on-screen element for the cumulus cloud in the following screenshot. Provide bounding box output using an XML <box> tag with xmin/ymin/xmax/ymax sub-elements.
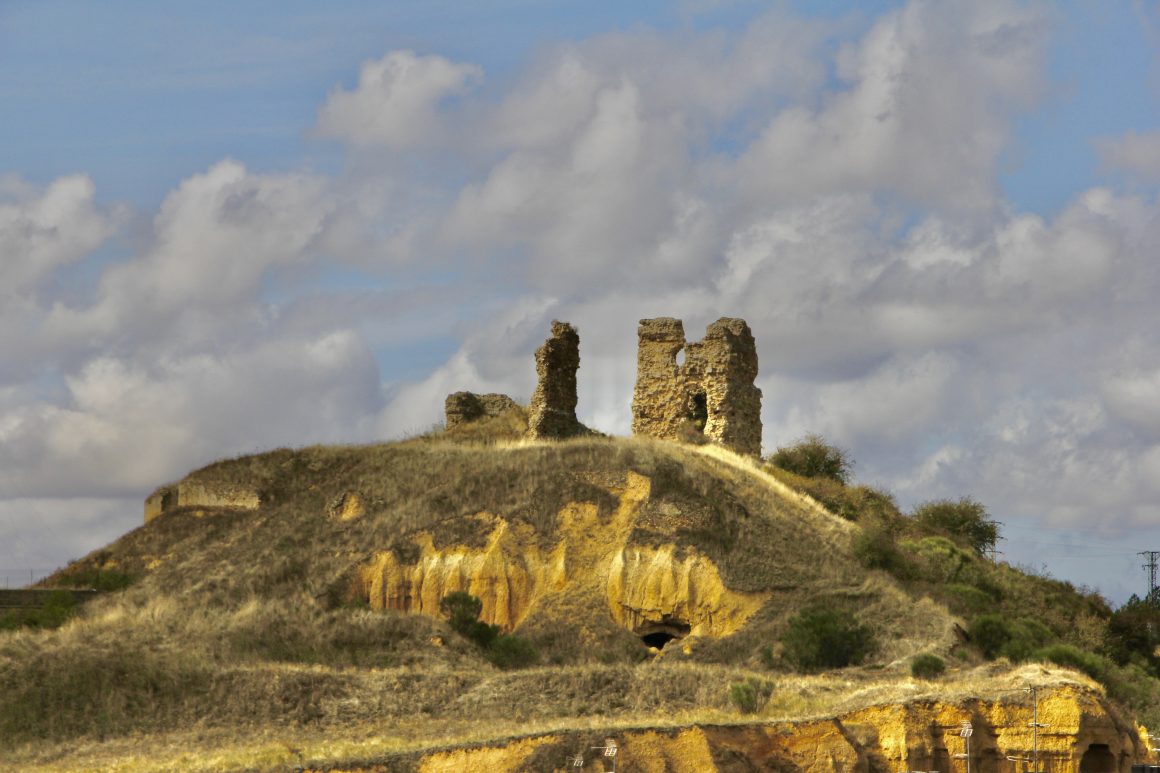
<box><xmin>735</xmin><ymin>1</ymin><xmax>1049</xmax><ymax>213</ymax></box>
<box><xmin>314</xmin><ymin>50</ymin><xmax>482</xmax><ymax>149</ymax></box>
<box><xmin>0</xmin><ymin>174</ymin><xmax>122</xmax><ymax>293</ymax></box>
<box><xmin>0</xmin><ymin>330</ymin><xmax>382</xmax><ymax>498</ymax></box>
<box><xmin>44</xmin><ymin>160</ymin><xmax>338</xmax><ymax>346</ymax></box>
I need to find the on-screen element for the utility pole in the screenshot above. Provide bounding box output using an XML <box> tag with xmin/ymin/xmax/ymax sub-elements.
<box><xmin>1141</xmin><ymin>551</ymin><xmax>1160</xmax><ymax>605</ymax></box>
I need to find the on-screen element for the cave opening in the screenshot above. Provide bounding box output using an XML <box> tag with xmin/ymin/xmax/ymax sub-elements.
<box><xmin>1080</xmin><ymin>744</ymin><xmax>1116</xmax><ymax>773</ymax></box>
<box><xmin>690</xmin><ymin>392</ymin><xmax>707</xmax><ymax>433</ymax></box>
<box><xmin>641</xmin><ymin>631</ymin><xmax>677</xmax><ymax>649</ymax></box>
<box><xmin>638</xmin><ymin>619</ymin><xmax>691</xmax><ymax>650</ymax></box>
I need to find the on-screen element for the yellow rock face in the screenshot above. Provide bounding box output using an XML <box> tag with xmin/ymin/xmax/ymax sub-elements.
<box><xmin>606</xmin><ymin>545</ymin><xmax>768</xmax><ymax>637</ymax></box>
<box><xmin>360</xmin><ymin>518</ymin><xmax>565</xmax><ymax>631</ymax></box>
<box><xmin>357</xmin><ymin>470</ymin><xmax>764</xmax><ymax>639</ymax></box>
<box><xmin>314</xmin><ymin>680</ymin><xmax>1148</xmax><ymax>773</ymax></box>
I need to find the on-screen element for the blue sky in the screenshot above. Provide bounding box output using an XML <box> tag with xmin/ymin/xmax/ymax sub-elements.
<box><xmin>4</xmin><ymin>1</ymin><xmax>1160</xmax><ymax>604</ymax></box>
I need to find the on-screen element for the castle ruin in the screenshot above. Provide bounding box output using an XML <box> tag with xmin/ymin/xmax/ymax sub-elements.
<box><xmin>525</xmin><ymin>321</ymin><xmax>583</xmax><ymax>439</ymax></box>
<box><xmin>439</xmin><ymin>316</ymin><xmax>761</xmax><ymax>455</ymax></box>
<box><xmin>631</xmin><ymin>317</ymin><xmax>762</xmax><ymax>456</ymax></box>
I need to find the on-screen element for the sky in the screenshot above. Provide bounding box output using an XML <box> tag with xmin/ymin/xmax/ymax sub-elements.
<box><xmin>3</xmin><ymin>0</ymin><xmax>1160</xmax><ymax>604</ymax></box>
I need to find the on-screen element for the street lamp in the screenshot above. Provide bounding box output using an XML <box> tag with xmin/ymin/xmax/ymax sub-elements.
<box><xmin>954</xmin><ymin>720</ymin><xmax>973</xmax><ymax>773</ymax></box>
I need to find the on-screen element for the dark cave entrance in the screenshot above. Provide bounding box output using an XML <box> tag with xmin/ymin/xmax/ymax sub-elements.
<box><xmin>1080</xmin><ymin>744</ymin><xmax>1116</xmax><ymax>773</ymax></box>
<box><xmin>690</xmin><ymin>392</ymin><xmax>707</xmax><ymax>433</ymax></box>
<box><xmin>638</xmin><ymin>620</ymin><xmax>691</xmax><ymax>650</ymax></box>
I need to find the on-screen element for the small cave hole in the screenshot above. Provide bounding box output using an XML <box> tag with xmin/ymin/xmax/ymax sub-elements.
<box><xmin>638</xmin><ymin>620</ymin><xmax>691</xmax><ymax>650</ymax></box>
<box><xmin>675</xmin><ymin>347</ymin><xmax>686</xmax><ymax>366</ymax></box>
<box><xmin>690</xmin><ymin>392</ymin><xmax>707</xmax><ymax>433</ymax></box>
<box><xmin>642</xmin><ymin>631</ymin><xmax>677</xmax><ymax>649</ymax></box>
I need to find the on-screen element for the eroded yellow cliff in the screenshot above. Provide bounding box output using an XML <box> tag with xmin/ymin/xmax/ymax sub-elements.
<box><xmin>357</xmin><ymin>470</ymin><xmax>765</xmax><ymax>639</ymax></box>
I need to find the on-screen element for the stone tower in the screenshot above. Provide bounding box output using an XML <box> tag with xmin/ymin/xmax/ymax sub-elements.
<box><xmin>631</xmin><ymin>317</ymin><xmax>762</xmax><ymax>456</ymax></box>
<box><xmin>527</xmin><ymin>320</ymin><xmax>583</xmax><ymax>439</ymax></box>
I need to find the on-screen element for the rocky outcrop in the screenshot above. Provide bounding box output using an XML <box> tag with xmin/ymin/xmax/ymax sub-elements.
<box><xmin>632</xmin><ymin>317</ymin><xmax>762</xmax><ymax>456</ymax></box>
<box><xmin>606</xmin><ymin>545</ymin><xmax>769</xmax><ymax>639</ymax></box>
<box><xmin>443</xmin><ymin>391</ymin><xmax>519</xmax><ymax>429</ymax></box>
<box><xmin>360</xmin><ymin>520</ymin><xmax>566</xmax><ymax>632</ymax></box>
<box><xmin>327</xmin><ymin>491</ymin><xmax>365</xmax><ymax>522</ymax></box>
<box><xmin>357</xmin><ymin>470</ymin><xmax>762</xmax><ymax>643</ymax></box>
<box><xmin>526</xmin><ymin>320</ymin><xmax>583</xmax><ymax>439</ymax></box>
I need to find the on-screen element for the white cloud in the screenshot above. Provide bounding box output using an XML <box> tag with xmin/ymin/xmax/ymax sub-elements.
<box><xmin>0</xmin><ymin>331</ymin><xmax>382</xmax><ymax>498</ymax></box>
<box><xmin>0</xmin><ymin>174</ymin><xmax>121</xmax><ymax>293</ymax></box>
<box><xmin>735</xmin><ymin>1</ymin><xmax>1049</xmax><ymax>213</ymax></box>
<box><xmin>1097</xmin><ymin>129</ymin><xmax>1160</xmax><ymax>181</ymax></box>
<box><xmin>314</xmin><ymin>50</ymin><xmax>482</xmax><ymax>149</ymax></box>
<box><xmin>46</xmin><ymin>160</ymin><xmax>337</xmax><ymax>347</ymax></box>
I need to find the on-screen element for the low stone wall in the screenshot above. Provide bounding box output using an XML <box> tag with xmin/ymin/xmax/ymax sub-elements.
<box><xmin>144</xmin><ymin>481</ymin><xmax>260</xmax><ymax>524</ymax></box>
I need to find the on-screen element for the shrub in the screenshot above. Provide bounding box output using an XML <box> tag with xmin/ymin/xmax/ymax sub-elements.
<box><xmin>912</xmin><ymin>497</ymin><xmax>999</xmax><ymax>557</ymax></box>
<box><xmin>853</xmin><ymin>526</ymin><xmax>905</xmax><ymax>573</ymax></box>
<box><xmin>968</xmin><ymin>614</ymin><xmax>1012</xmax><ymax>659</ymax></box>
<box><xmin>781</xmin><ymin>603</ymin><xmax>875</xmax><ymax>671</ymax></box>
<box><xmin>0</xmin><ymin>591</ymin><xmax>77</xmax><ymax>631</ymax></box>
<box><xmin>768</xmin><ymin>435</ymin><xmax>853</xmax><ymax>484</ymax></box>
<box><xmin>1033</xmin><ymin>644</ymin><xmax>1109</xmax><ymax>682</ymax></box>
<box><xmin>943</xmin><ymin>584</ymin><xmax>995</xmax><ymax>615</ymax></box>
<box><xmin>911</xmin><ymin>653</ymin><xmax>946</xmax><ymax>679</ymax></box>
<box><xmin>486</xmin><ymin>634</ymin><xmax>538</xmax><ymax>669</ymax></box>
<box><xmin>440</xmin><ymin>591</ymin><xmax>536</xmax><ymax>668</ymax></box>
<box><xmin>1106</xmin><ymin>596</ymin><xmax>1160</xmax><ymax>667</ymax></box>
<box><xmin>728</xmin><ymin>679</ymin><xmax>772</xmax><ymax>714</ymax></box>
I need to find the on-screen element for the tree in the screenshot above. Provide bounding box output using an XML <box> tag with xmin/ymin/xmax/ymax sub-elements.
<box><xmin>912</xmin><ymin>497</ymin><xmax>999</xmax><ymax>557</ymax></box>
<box><xmin>768</xmin><ymin>434</ymin><xmax>854</xmax><ymax>484</ymax></box>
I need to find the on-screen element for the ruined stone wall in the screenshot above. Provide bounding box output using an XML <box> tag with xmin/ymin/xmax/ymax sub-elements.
<box><xmin>631</xmin><ymin>317</ymin><xmax>762</xmax><ymax>456</ymax></box>
<box><xmin>443</xmin><ymin>392</ymin><xmax>518</xmax><ymax>429</ymax></box>
<box><xmin>526</xmin><ymin>320</ymin><xmax>583</xmax><ymax>439</ymax></box>
<box><xmin>144</xmin><ymin>481</ymin><xmax>260</xmax><ymax>524</ymax></box>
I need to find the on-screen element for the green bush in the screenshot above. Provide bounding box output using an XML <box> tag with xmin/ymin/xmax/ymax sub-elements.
<box><xmin>968</xmin><ymin>614</ymin><xmax>1012</xmax><ymax>659</ymax></box>
<box><xmin>781</xmin><ymin>604</ymin><xmax>875</xmax><ymax>671</ymax></box>
<box><xmin>1033</xmin><ymin>644</ymin><xmax>1109</xmax><ymax>682</ymax></box>
<box><xmin>728</xmin><ymin>677</ymin><xmax>773</xmax><ymax>714</ymax></box>
<box><xmin>853</xmin><ymin>526</ymin><xmax>905</xmax><ymax>573</ymax></box>
<box><xmin>967</xmin><ymin>614</ymin><xmax>1053</xmax><ymax>661</ymax></box>
<box><xmin>53</xmin><ymin>567</ymin><xmax>136</xmax><ymax>592</ymax></box>
<box><xmin>440</xmin><ymin>591</ymin><xmax>536</xmax><ymax>668</ymax></box>
<box><xmin>1002</xmin><ymin>618</ymin><xmax>1054</xmax><ymax>661</ymax></box>
<box><xmin>768</xmin><ymin>435</ymin><xmax>853</xmax><ymax>484</ymax></box>
<box><xmin>911</xmin><ymin>653</ymin><xmax>946</xmax><ymax>679</ymax></box>
<box><xmin>943</xmin><ymin>584</ymin><xmax>995</xmax><ymax>615</ymax></box>
<box><xmin>486</xmin><ymin>634</ymin><xmax>538</xmax><ymax>669</ymax></box>
<box><xmin>912</xmin><ymin>498</ymin><xmax>999</xmax><ymax>557</ymax></box>
<box><xmin>0</xmin><ymin>591</ymin><xmax>77</xmax><ymax>631</ymax></box>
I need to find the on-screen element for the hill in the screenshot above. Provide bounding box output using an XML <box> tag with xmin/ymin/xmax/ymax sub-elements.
<box><xmin>0</xmin><ymin>414</ymin><xmax>1153</xmax><ymax>771</ymax></box>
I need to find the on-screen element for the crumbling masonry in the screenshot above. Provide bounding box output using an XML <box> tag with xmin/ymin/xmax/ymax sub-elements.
<box><xmin>631</xmin><ymin>317</ymin><xmax>762</xmax><ymax>456</ymax></box>
<box><xmin>441</xmin><ymin>316</ymin><xmax>761</xmax><ymax>455</ymax></box>
<box><xmin>526</xmin><ymin>321</ymin><xmax>583</xmax><ymax>439</ymax></box>
<box><xmin>444</xmin><ymin>392</ymin><xmax>519</xmax><ymax>429</ymax></box>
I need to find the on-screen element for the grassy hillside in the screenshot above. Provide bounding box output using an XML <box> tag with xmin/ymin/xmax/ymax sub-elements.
<box><xmin>1</xmin><ymin>416</ymin><xmax>1153</xmax><ymax>770</ymax></box>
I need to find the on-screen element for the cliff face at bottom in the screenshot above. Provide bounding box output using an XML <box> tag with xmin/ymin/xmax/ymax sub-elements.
<box><xmin>309</xmin><ymin>681</ymin><xmax>1148</xmax><ymax>773</ymax></box>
